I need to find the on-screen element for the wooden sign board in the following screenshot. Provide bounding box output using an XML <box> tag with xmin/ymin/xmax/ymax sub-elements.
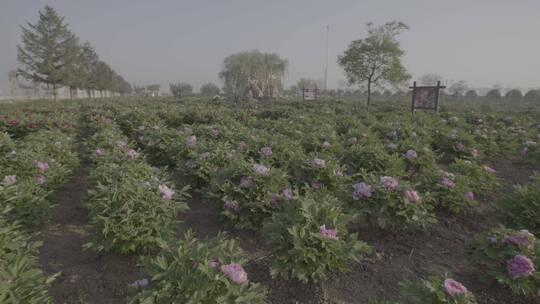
<box><xmin>410</xmin><ymin>81</ymin><xmax>445</xmax><ymax>113</ymax></box>
<box><xmin>302</xmin><ymin>88</ymin><xmax>320</xmax><ymax>101</ymax></box>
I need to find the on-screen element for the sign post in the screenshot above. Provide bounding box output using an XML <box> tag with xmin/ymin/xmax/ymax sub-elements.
<box><xmin>410</xmin><ymin>81</ymin><xmax>445</xmax><ymax>113</ymax></box>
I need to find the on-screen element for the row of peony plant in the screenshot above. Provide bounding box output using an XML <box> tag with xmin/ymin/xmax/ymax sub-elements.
<box><xmin>0</xmin><ymin>107</ymin><xmax>79</xmax><ymax>139</ymax></box>
<box><xmin>83</xmin><ymin>113</ymin><xmax>189</xmax><ymax>254</ymax></box>
<box><xmin>0</xmin><ymin>127</ymin><xmax>79</xmax><ymax>303</ymax></box>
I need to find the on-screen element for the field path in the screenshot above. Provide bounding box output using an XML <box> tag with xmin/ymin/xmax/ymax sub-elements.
<box><xmin>36</xmin><ymin>115</ymin><xmax>138</xmax><ymax>304</ymax></box>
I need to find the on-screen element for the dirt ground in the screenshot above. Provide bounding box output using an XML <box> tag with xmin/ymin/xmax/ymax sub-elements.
<box><xmin>35</xmin><ymin>152</ymin><xmax>540</xmax><ymax>303</ymax></box>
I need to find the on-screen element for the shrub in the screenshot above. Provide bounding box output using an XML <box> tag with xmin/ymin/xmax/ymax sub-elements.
<box><xmin>263</xmin><ymin>191</ymin><xmax>371</xmax><ymax>282</ymax></box>
<box><xmin>420</xmin><ymin>170</ymin><xmax>475</xmax><ymax>214</ymax></box>
<box><xmin>85</xmin><ymin>161</ymin><xmax>189</xmax><ymax>253</ymax></box>
<box><xmin>0</xmin><ymin>179</ymin><xmax>51</xmax><ymax>227</ymax></box>
<box><xmin>0</xmin><ymin>219</ymin><xmax>55</xmax><ymax>303</ymax></box>
<box><xmin>128</xmin><ymin>231</ymin><xmax>267</xmax><ymax>304</ymax></box>
<box><xmin>468</xmin><ymin>226</ymin><xmax>540</xmax><ymax>297</ymax></box>
<box><xmin>345</xmin><ymin>176</ymin><xmax>436</xmax><ymax>230</ymax></box>
<box><xmin>499</xmin><ymin>174</ymin><xmax>540</xmax><ymax>235</ymax></box>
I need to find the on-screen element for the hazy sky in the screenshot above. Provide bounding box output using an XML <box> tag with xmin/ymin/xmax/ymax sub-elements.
<box><xmin>1</xmin><ymin>0</ymin><xmax>540</xmax><ymax>91</ymax></box>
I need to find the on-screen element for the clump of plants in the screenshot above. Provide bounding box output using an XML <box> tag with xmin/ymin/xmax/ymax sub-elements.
<box><xmin>128</xmin><ymin>231</ymin><xmax>267</xmax><ymax>304</ymax></box>
<box><xmin>499</xmin><ymin>174</ymin><xmax>540</xmax><ymax>235</ymax></box>
<box><xmin>371</xmin><ymin>275</ymin><xmax>477</xmax><ymax>304</ymax></box>
<box><xmin>346</xmin><ymin>175</ymin><xmax>436</xmax><ymax>230</ymax></box>
<box><xmin>468</xmin><ymin>226</ymin><xmax>540</xmax><ymax>297</ymax></box>
<box><xmin>263</xmin><ymin>190</ymin><xmax>371</xmax><ymax>282</ymax></box>
<box><xmin>0</xmin><ymin>218</ymin><xmax>55</xmax><ymax>303</ymax></box>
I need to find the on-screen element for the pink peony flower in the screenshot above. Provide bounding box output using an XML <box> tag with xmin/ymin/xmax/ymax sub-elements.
<box><xmin>240</xmin><ymin>176</ymin><xmax>255</xmax><ymax>188</ymax></box>
<box><xmin>158</xmin><ymin>184</ymin><xmax>175</xmax><ymax>200</ymax></box>
<box><xmin>507</xmin><ymin>255</ymin><xmax>535</xmax><ymax>279</ymax></box>
<box><xmin>126</xmin><ymin>149</ymin><xmax>139</xmax><ymax>159</ymax></box>
<box><xmin>220</xmin><ymin>263</ymin><xmax>248</xmax><ymax>284</ymax></box>
<box><xmin>268</xmin><ymin>194</ymin><xmax>279</xmax><ymax>206</ymax></box>
<box><xmin>322</xmin><ymin>141</ymin><xmax>332</xmax><ymax>149</ymax></box>
<box><xmin>35</xmin><ymin>175</ymin><xmax>46</xmax><ymax>185</ymax></box>
<box><xmin>464</xmin><ymin>191</ymin><xmax>475</xmax><ymax>201</ymax></box>
<box><xmin>260</xmin><ymin>146</ymin><xmax>273</xmax><ymax>157</ymax></box>
<box><xmin>439</xmin><ymin>178</ymin><xmax>455</xmax><ymax>189</ymax></box>
<box><xmin>211</xmin><ymin>128</ymin><xmax>219</xmax><ymax>137</ymax></box>
<box><xmin>484</xmin><ymin>165</ymin><xmax>496</xmax><ymax>174</ymax></box>
<box><xmin>3</xmin><ymin>175</ymin><xmax>16</xmax><ymax>186</ymax></box>
<box><xmin>208</xmin><ymin>260</ymin><xmax>219</xmax><ymax>268</ymax></box>
<box><xmin>352</xmin><ymin>182</ymin><xmax>373</xmax><ymax>199</ymax></box>
<box><xmin>36</xmin><ymin>161</ymin><xmax>49</xmax><ymax>172</ymax></box>
<box><xmin>95</xmin><ymin>148</ymin><xmax>105</xmax><ymax>156</ymax></box>
<box><xmin>282</xmin><ymin>188</ymin><xmax>293</xmax><ymax>200</ymax></box>
<box><xmin>312</xmin><ymin>158</ymin><xmax>326</xmax><ymax>169</ymax></box>
<box><xmin>454</xmin><ymin>143</ymin><xmax>465</xmax><ymax>151</ymax></box>
<box><xmin>223</xmin><ymin>200</ymin><xmax>239</xmax><ymax>212</ymax></box>
<box><xmin>252</xmin><ymin>164</ymin><xmax>270</xmax><ymax>176</ymax></box>
<box><xmin>186</xmin><ymin>135</ymin><xmax>197</xmax><ymax>147</ymax></box>
<box><xmin>404</xmin><ymin>190</ymin><xmax>421</xmax><ymax>204</ymax></box>
<box><xmin>380</xmin><ymin>176</ymin><xmax>399</xmax><ymax>191</ymax></box>
<box><xmin>443</xmin><ymin>278</ymin><xmax>468</xmax><ymax>297</ymax></box>
<box><xmin>349</xmin><ymin>137</ymin><xmax>358</xmax><ymax>145</ymax></box>
<box><xmin>405</xmin><ymin>149</ymin><xmax>417</xmax><ymax>160</ymax></box>
<box><xmin>319</xmin><ymin>225</ymin><xmax>339</xmax><ymax>240</ymax></box>
<box><xmin>311</xmin><ymin>181</ymin><xmax>322</xmax><ymax>190</ymax></box>
<box><xmin>116</xmin><ymin>141</ymin><xmax>127</xmax><ymax>149</ymax></box>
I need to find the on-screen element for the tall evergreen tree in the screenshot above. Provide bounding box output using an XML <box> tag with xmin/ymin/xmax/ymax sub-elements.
<box><xmin>17</xmin><ymin>6</ymin><xmax>78</xmax><ymax>100</ymax></box>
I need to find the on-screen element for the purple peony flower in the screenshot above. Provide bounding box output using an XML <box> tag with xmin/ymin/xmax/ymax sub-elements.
<box><xmin>380</xmin><ymin>176</ymin><xmax>399</xmax><ymax>191</ymax></box>
<box><xmin>404</xmin><ymin>190</ymin><xmax>421</xmax><ymax>204</ymax></box>
<box><xmin>439</xmin><ymin>178</ymin><xmax>455</xmax><ymax>189</ymax></box>
<box><xmin>507</xmin><ymin>255</ymin><xmax>535</xmax><ymax>279</ymax></box>
<box><xmin>159</xmin><ymin>184</ymin><xmax>175</xmax><ymax>200</ymax></box>
<box><xmin>454</xmin><ymin>142</ymin><xmax>465</xmax><ymax>151</ymax></box>
<box><xmin>240</xmin><ymin>176</ymin><xmax>255</xmax><ymax>188</ymax></box>
<box><xmin>484</xmin><ymin>165</ymin><xmax>496</xmax><ymax>174</ymax></box>
<box><xmin>443</xmin><ymin>278</ymin><xmax>468</xmax><ymax>297</ymax></box>
<box><xmin>268</xmin><ymin>194</ymin><xmax>279</xmax><ymax>206</ymax></box>
<box><xmin>3</xmin><ymin>175</ymin><xmax>16</xmax><ymax>186</ymax></box>
<box><xmin>129</xmin><ymin>278</ymin><xmax>149</xmax><ymax>289</ymax></box>
<box><xmin>405</xmin><ymin>149</ymin><xmax>417</xmax><ymax>160</ymax></box>
<box><xmin>464</xmin><ymin>191</ymin><xmax>475</xmax><ymax>201</ymax></box>
<box><xmin>211</xmin><ymin>128</ymin><xmax>219</xmax><ymax>137</ymax></box>
<box><xmin>186</xmin><ymin>135</ymin><xmax>197</xmax><ymax>147</ymax></box>
<box><xmin>312</xmin><ymin>158</ymin><xmax>326</xmax><ymax>169</ymax></box>
<box><xmin>282</xmin><ymin>188</ymin><xmax>293</xmax><ymax>200</ymax></box>
<box><xmin>208</xmin><ymin>260</ymin><xmax>219</xmax><ymax>268</ymax></box>
<box><xmin>221</xmin><ymin>263</ymin><xmax>248</xmax><ymax>284</ymax></box>
<box><xmin>260</xmin><ymin>146</ymin><xmax>273</xmax><ymax>157</ymax></box>
<box><xmin>352</xmin><ymin>182</ymin><xmax>373</xmax><ymax>200</ymax></box>
<box><xmin>95</xmin><ymin>148</ymin><xmax>105</xmax><ymax>156</ymax></box>
<box><xmin>126</xmin><ymin>149</ymin><xmax>139</xmax><ymax>159</ymax></box>
<box><xmin>35</xmin><ymin>175</ymin><xmax>46</xmax><ymax>185</ymax></box>
<box><xmin>252</xmin><ymin>164</ymin><xmax>270</xmax><ymax>176</ymax></box>
<box><xmin>223</xmin><ymin>200</ymin><xmax>239</xmax><ymax>212</ymax></box>
<box><xmin>503</xmin><ymin>230</ymin><xmax>535</xmax><ymax>250</ymax></box>
<box><xmin>36</xmin><ymin>161</ymin><xmax>49</xmax><ymax>172</ymax></box>
<box><xmin>319</xmin><ymin>225</ymin><xmax>339</xmax><ymax>240</ymax></box>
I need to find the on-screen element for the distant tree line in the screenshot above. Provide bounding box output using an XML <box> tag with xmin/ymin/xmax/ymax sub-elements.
<box><xmin>17</xmin><ymin>6</ymin><xmax>131</xmax><ymax>100</ymax></box>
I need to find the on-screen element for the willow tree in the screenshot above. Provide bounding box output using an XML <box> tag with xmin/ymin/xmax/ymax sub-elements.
<box><xmin>338</xmin><ymin>21</ymin><xmax>410</xmax><ymax>108</ymax></box>
<box><xmin>219</xmin><ymin>50</ymin><xmax>287</xmax><ymax>102</ymax></box>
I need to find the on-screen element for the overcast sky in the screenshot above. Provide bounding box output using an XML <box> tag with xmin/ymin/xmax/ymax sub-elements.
<box><xmin>1</xmin><ymin>0</ymin><xmax>539</xmax><ymax>91</ymax></box>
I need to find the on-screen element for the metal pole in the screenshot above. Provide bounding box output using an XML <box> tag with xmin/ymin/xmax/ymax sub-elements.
<box><xmin>324</xmin><ymin>25</ymin><xmax>329</xmax><ymax>91</ymax></box>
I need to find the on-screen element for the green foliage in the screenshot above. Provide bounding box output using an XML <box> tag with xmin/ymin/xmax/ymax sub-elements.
<box><xmin>0</xmin><ymin>219</ymin><xmax>55</xmax><ymax>304</ymax></box>
<box><xmin>468</xmin><ymin>226</ymin><xmax>540</xmax><ymax>298</ymax></box>
<box><xmin>128</xmin><ymin>231</ymin><xmax>267</xmax><ymax>304</ymax></box>
<box><xmin>338</xmin><ymin>21</ymin><xmax>410</xmax><ymax>105</ymax></box>
<box><xmin>398</xmin><ymin>275</ymin><xmax>477</xmax><ymax>304</ymax></box>
<box><xmin>263</xmin><ymin>191</ymin><xmax>371</xmax><ymax>282</ymax></box>
<box><xmin>499</xmin><ymin>174</ymin><xmax>540</xmax><ymax>235</ymax></box>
